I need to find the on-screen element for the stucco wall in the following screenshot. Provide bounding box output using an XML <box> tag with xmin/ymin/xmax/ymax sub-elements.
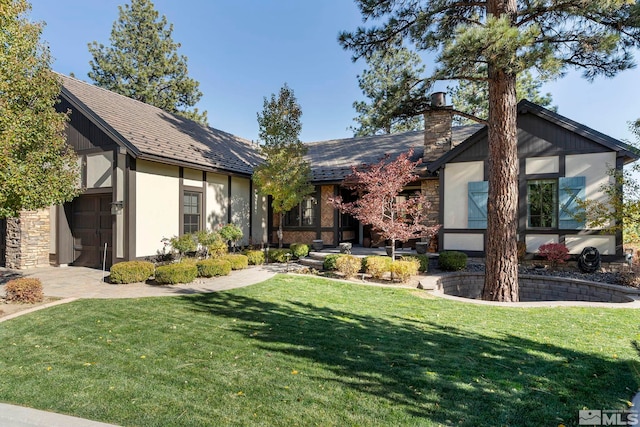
<box><xmin>525</xmin><ymin>156</ymin><xmax>559</xmax><ymax>175</ymax></box>
<box><xmin>206</xmin><ymin>173</ymin><xmax>228</xmax><ymax>229</ymax></box>
<box><xmin>252</xmin><ymin>189</ymin><xmax>268</xmax><ymax>246</ymax></box>
<box><xmin>443</xmin><ymin>161</ymin><xmax>484</xmax><ymax>229</ymax></box>
<box><xmin>135</xmin><ymin>160</ymin><xmax>179</xmax><ymax>257</ymax></box>
<box><xmin>566</xmin><ymin>152</ymin><xmax>615</xmax><ymax>229</ymax></box>
<box><xmin>442</xmin><ymin>233</ymin><xmax>484</xmax><ymax>252</ymax></box>
<box><xmin>230</xmin><ymin>177</ymin><xmax>251</xmax><ymax>246</ymax></box>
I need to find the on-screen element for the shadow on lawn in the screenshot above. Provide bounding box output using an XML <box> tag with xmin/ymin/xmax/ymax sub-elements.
<box><xmin>185</xmin><ymin>292</ymin><xmax>638</xmax><ymax>426</ymax></box>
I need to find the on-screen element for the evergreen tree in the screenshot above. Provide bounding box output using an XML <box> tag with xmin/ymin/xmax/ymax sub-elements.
<box><xmin>252</xmin><ymin>84</ymin><xmax>314</xmax><ymax>248</ymax></box>
<box><xmin>450</xmin><ymin>70</ymin><xmax>556</xmax><ymax>125</ymax></box>
<box><xmin>351</xmin><ymin>45</ymin><xmax>425</xmax><ymax>136</ymax></box>
<box><xmin>0</xmin><ymin>0</ymin><xmax>80</xmax><ymax>218</ymax></box>
<box><xmin>340</xmin><ymin>0</ymin><xmax>640</xmax><ymax>302</ymax></box>
<box><xmin>88</xmin><ymin>0</ymin><xmax>207</xmax><ymax>125</ymax></box>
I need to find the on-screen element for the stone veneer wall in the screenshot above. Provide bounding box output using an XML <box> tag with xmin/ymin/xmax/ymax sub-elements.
<box><xmin>421</xmin><ymin>179</ymin><xmax>439</xmax><ymax>227</ymax></box>
<box><xmin>4</xmin><ymin>209</ymin><xmax>51</xmax><ymax>269</ymax></box>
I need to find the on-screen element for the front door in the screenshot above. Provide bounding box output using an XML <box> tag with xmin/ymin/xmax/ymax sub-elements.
<box><xmin>71</xmin><ymin>194</ymin><xmax>113</xmax><ymax>268</ymax></box>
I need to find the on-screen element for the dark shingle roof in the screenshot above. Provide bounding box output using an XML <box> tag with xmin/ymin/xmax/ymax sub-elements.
<box><xmin>58</xmin><ymin>73</ymin><xmax>262</xmax><ymax>176</ymax></box>
<box><xmin>305</xmin><ymin>125</ymin><xmax>483</xmax><ymax>182</ymax></box>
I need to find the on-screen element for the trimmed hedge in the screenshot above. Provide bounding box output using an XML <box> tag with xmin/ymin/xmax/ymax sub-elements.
<box><xmin>4</xmin><ymin>278</ymin><xmax>44</xmax><ymax>303</ymax></box>
<box><xmin>323</xmin><ymin>254</ymin><xmax>343</xmax><ymax>271</ymax></box>
<box><xmin>196</xmin><ymin>259</ymin><xmax>232</xmax><ymax>277</ymax></box>
<box><xmin>336</xmin><ymin>255</ymin><xmax>361</xmax><ymax>278</ymax></box>
<box><xmin>390</xmin><ymin>259</ymin><xmax>420</xmax><ymax>282</ymax></box>
<box><xmin>109</xmin><ymin>261</ymin><xmax>155</xmax><ymax>284</ymax></box>
<box><xmin>268</xmin><ymin>249</ymin><xmax>291</xmax><ymax>263</ymax></box>
<box><xmin>289</xmin><ymin>243</ymin><xmax>310</xmax><ymax>259</ymax></box>
<box><xmin>155</xmin><ymin>262</ymin><xmax>198</xmax><ymax>285</ymax></box>
<box><xmin>365</xmin><ymin>256</ymin><xmax>392</xmax><ymax>279</ymax></box>
<box><xmin>221</xmin><ymin>254</ymin><xmax>249</xmax><ymax>270</ymax></box>
<box><xmin>438</xmin><ymin>251</ymin><xmax>468</xmax><ymax>271</ymax></box>
<box><xmin>400</xmin><ymin>255</ymin><xmax>429</xmax><ymax>273</ymax></box>
<box><xmin>244</xmin><ymin>250</ymin><xmax>265</xmax><ymax>265</ymax></box>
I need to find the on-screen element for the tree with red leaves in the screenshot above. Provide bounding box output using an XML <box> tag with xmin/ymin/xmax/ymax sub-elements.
<box><xmin>330</xmin><ymin>149</ymin><xmax>439</xmax><ymax>261</ymax></box>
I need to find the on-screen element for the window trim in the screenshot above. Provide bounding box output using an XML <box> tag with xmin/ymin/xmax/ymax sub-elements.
<box><xmin>283</xmin><ymin>196</ymin><xmax>318</xmax><ymax>228</ymax></box>
<box><xmin>527</xmin><ymin>179</ymin><xmax>558</xmax><ymax>229</ymax></box>
<box><xmin>180</xmin><ymin>187</ymin><xmax>204</xmax><ymax>235</ymax></box>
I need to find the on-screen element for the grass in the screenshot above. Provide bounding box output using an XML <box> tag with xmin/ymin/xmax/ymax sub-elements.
<box><xmin>0</xmin><ymin>274</ymin><xmax>639</xmax><ymax>426</ymax></box>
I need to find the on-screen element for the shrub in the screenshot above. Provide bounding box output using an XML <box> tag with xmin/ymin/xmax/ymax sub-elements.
<box><xmin>218</xmin><ymin>223</ymin><xmax>243</xmax><ymax>251</ymax></box>
<box><xmin>438</xmin><ymin>251</ymin><xmax>467</xmax><ymax>271</ymax></box>
<box><xmin>289</xmin><ymin>243</ymin><xmax>310</xmax><ymax>259</ymax></box>
<box><xmin>244</xmin><ymin>250</ymin><xmax>265</xmax><ymax>265</ymax></box>
<box><xmin>154</xmin><ymin>262</ymin><xmax>198</xmax><ymax>285</ymax></box>
<box><xmin>361</xmin><ymin>256</ymin><xmax>369</xmax><ymax>273</ymax></box>
<box><xmin>323</xmin><ymin>254</ymin><xmax>343</xmax><ymax>271</ymax></box>
<box><xmin>4</xmin><ymin>278</ymin><xmax>44</xmax><ymax>303</ymax></box>
<box><xmin>366</xmin><ymin>256</ymin><xmax>392</xmax><ymax>279</ymax></box>
<box><xmin>196</xmin><ymin>259</ymin><xmax>232</xmax><ymax>277</ymax></box>
<box><xmin>221</xmin><ymin>254</ymin><xmax>249</xmax><ymax>270</ymax></box>
<box><xmin>336</xmin><ymin>255</ymin><xmax>361</xmax><ymax>278</ymax></box>
<box><xmin>400</xmin><ymin>254</ymin><xmax>429</xmax><ymax>272</ymax></box>
<box><xmin>208</xmin><ymin>240</ymin><xmax>229</xmax><ymax>258</ymax></box>
<box><xmin>538</xmin><ymin>243</ymin><xmax>570</xmax><ymax>268</ymax></box>
<box><xmin>390</xmin><ymin>259</ymin><xmax>420</xmax><ymax>282</ymax></box>
<box><xmin>109</xmin><ymin>261</ymin><xmax>155</xmax><ymax>284</ymax></box>
<box><xmin>268</xmin><ymin>249</ymin><xmax>291</xmax><ymax>263</ymax></box>
<box><xmin>169</xmin><ymin>234</ymin><xmax>197</xmax><ymax>257</ymax></box>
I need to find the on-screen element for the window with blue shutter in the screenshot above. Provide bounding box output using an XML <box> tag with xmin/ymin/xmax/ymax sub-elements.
<box><xmin>468</xmin><ymin>181</ymin><xmax>488</xmax><ymax>229</ymax></box>
<box><xmin>558</xmin><ymin>176</ymin><xmax>586</xmax><ymax>229</ymax></box>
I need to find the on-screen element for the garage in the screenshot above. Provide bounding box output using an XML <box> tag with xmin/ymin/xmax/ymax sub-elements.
<box><xmin>71</xmin><ymin>194</ymin><xmax>113</xmax><ymax>268</ymax></box>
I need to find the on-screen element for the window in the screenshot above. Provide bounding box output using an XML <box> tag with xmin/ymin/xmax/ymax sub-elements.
<box><xmin>527</xmin><ymin>179</ymin><xmax>557</xmax><ymax>228</ymax></box>
<box><xmin>183</xmin><ymin>191</ymin><xmax>201</xmax><ymax>234</ymax></box>
<box><xmin>283</xmin><ymin>197</ymin><xmax>317</xmax><ymax>227</ymax></box>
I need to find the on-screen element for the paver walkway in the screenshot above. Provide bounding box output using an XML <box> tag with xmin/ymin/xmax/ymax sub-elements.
<box><xmin>15</xmin><ymin>264</ymin><xmax>280</xmax><ymax>299</ymax></box>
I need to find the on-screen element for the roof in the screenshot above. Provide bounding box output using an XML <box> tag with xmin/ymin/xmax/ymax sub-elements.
<box><xmin>427</xmin><ymin>99</ymin><xmax>639</xmax><ymax>172</ymax></box>
<box><xmin>305</xmin><ymin>125</ymin><xmax>483</xmax><ymax>182</ymax></box>
<box><xmin>58</xmin><ymin>73</ymin><xmax>262</xmax><ymax>176</ymax></box>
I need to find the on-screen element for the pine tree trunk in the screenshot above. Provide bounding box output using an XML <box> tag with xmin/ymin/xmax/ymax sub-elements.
<box><xmin>482</xmin><ymin>0</ymin><xmax>519</xmax><ymax>302</ymax></box>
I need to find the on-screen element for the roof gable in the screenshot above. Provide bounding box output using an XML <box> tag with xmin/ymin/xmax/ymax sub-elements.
<box><xmin>427</xmin><ymin>100</ymin><xmax>638</xmax><ymax>172</ymax></box>
<box><xmin>58</xmin><ymin>73</ymin><xmax>262</xmax><ymax>176</ymax></box>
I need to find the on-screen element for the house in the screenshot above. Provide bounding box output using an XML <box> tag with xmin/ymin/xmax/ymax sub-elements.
<box><xmin>272</xmin><ymin>98</ymin><xmax>638</xmax><ymax>259</ymax></box>
<box><xmin>0</xmin><ymin>78</ymin><xmax>636</xmax><ymax>269</ymax></box>
<box><xmin>1</xmin><ymin>74</ymin><xmax>268</xmax><ymax>269</ymax></box>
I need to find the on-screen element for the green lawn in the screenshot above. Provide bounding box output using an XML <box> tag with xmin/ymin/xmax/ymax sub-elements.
<box><xmin>0</xmin><ymin>274</ymin><xmax>639</xmax><ymax>426</ymax></box>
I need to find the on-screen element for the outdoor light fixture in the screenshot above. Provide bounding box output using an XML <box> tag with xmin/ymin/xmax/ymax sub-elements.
<box><xmin>110</xmin><ymin>200</ymin><xmax>124</xmax><ymax>215</ymax></box>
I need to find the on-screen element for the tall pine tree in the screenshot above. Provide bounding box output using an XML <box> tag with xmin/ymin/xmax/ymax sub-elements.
<box><xmin>340</xmin><ymin>0</ymin><xmax>640</xmax><ymax>301</ymax></box>
<box><xmin>450</xmin><ymin>70</ymin><xmax>555</xmax><ymax>125</ymax></box>
<box><xmin>252</xmin><ymin>84</ymin><xmax>314</xmax><ymax>248</ymax></box>
<box><xmin>0</xmin><ymin>0</ymin><xmax>80</xmax><ymax>218</ymax></box>
<box><xmin>351</xmin><ymin>45</ymin><xmax>425</xmax><ymax>136</ymax></box>
<box><xmin>88</xmin><ymin>0</ymin><xmax>207</xmax><ymax>125</ymax></box>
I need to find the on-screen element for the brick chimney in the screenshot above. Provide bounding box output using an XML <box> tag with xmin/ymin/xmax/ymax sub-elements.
<box><xmin>423</xmin><ymin>92</ymin><xmax>453</xmax><ymax>161</ymax></box>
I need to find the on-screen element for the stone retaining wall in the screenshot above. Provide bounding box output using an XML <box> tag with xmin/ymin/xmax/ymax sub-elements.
<box><xmin>435</xmin><ymin>272</ymin><xmax>640</xmax><ymax>303</ymax></box>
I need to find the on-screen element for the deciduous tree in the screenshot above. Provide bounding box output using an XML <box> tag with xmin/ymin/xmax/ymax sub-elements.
<box><xmin>351</xmin><ymin>45</ymin><xmax>425</xmax><ymax>136</ymax></box>
<box><xmin>88</xmin><ymin>0</ymin><xmax>207</xmax><ymax>125</ymax></box>
<box><xmin>340</xmin><ymin>0</ymin><xmax>640</xmax><ymax>301</ymax></box>
<box><xmin>330</xmin><ymin>149</ymin><xmax>439</xmax><ymax>262</ymax></box>
<box><xmin>253</xmin><ymin>84</ymin><xmax>314</xmax><ymax>248</ymax></box>
<box><xmin>0</xmin><ymin>0</ymin><xmax>80</xmax><ymax>218</ymax></box>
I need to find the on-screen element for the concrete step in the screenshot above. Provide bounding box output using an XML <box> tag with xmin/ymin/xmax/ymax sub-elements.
<box><xmin>299</xmin><ymin>257</ymin><xmax>325</xmax><ymax>270</ymax></box>
<box><xmin>308</xmin><ymin>251</ymin><xmax>331</xmax><ymax>261</ymax></box>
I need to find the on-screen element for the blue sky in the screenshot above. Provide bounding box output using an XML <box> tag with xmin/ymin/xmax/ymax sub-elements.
<box><xmin>29</xmin><ymin>0</ymin><xmax>640</xmax><ymax>144</ymax></box>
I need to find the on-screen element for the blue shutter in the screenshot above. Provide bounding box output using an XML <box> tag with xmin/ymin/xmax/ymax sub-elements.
<box><xmin>468</xmin><ymin>181</ymin><xmax>488</xmax><ymax>229</ymax></box>
<box><xmin>559</xmin><ymin>176</ymin><xmax>586</xmax><ymax>229</ymax></box>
